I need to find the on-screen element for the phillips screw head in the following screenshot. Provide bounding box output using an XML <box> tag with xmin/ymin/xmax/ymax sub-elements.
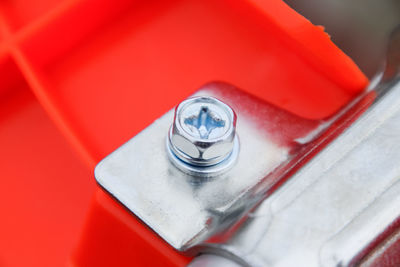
<box><xmin>167</xmin><ymin>96</ymin><xmax>239</xmax><ymax>176</ymax></box>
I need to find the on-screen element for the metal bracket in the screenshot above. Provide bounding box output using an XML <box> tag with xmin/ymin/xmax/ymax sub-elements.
<box><xmin>95</xmin><ymin>82</ymin><xmax>326</xmax><ymax>251</ymax></box>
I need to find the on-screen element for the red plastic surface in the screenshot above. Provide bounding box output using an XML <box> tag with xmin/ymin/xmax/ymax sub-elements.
<box><xmin>0</xmin><ymin>84</ymin><xmax>94</xmax><ymax>266</ymax></box>
<box><xmin>74</xmin><ymin>190</ymin><xmax>191</xmax><ymax>267</ymax></box>
<box><xmin>0</xmin><ymin>0</ymin><xmax>368</xmax><ymax>266</ymax></box>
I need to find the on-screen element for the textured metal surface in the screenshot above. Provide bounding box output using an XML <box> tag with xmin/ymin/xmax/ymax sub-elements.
<box><xmin>360</xmin><ymin>227</ymin><xmax>400</xmax><ymax>267</ymax></box>
<box><xmin>95</xmin><ymin>82</ymin><xmax>325</xmax><ymax>251</ymax></box>
<box><xmin>96</xmin><ymin>79</ymin><xmax>400</xmax><ymax>267</ymax></box>
<box><xmin>186</xmin><ymin>26</ymin><xmax>400</xmax><ymax>267</ymax></box>
<box><xmin>198</xmin><ymin>79</ymin><xmax>400</xmax><ymax>267</ymax></box>
<box><xmin>187</xmin><ymin>254</ymin><xmax>242</xmax><ymax>267</ymax></box>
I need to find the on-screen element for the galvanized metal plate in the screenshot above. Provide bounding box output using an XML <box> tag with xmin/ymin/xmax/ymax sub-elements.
<box><xmin>95</xmin><ymin>82</ymin><xmax>320</xmax><ymax>251</ymax></box>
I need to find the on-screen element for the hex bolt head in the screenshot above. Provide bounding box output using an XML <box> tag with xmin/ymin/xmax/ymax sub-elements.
<box><xmin>167</xmin><ymin>96</ymin><xmax>239</xmax><ymax>175</ymax></box>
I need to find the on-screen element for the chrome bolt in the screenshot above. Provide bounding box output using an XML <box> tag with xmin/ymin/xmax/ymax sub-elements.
<box><xmin>167</xmin><ymin>96</ymin><xmax>239</xmax><ymax>176</ymax></box>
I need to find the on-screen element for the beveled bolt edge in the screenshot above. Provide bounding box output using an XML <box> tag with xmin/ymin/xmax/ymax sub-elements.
<box><xmin>166</xmin><ymin>134</ymin><xmax>240</xmax><ymax>177</ymax></box>
<box><xmin>167</xmin><ymin>96</ymin><xmax>239</xmax><ymax>176</ymax></box>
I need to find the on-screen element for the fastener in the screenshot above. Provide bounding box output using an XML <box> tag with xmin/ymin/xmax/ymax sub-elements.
<box><xmin>167</xmin><ymin>96</ymin><xmax>239</xmax><ymax>176</ymax></box>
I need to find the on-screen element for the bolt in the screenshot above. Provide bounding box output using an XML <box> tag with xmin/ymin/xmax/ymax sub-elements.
<box><xmin>167</xmin><ymin>96</ymin><xmax>239</xmax><ymax>176</ymax></box>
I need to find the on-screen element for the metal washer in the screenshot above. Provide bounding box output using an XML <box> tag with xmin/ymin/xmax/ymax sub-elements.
<box><xmin>166</xmin><ymin>128</ymin><xmax>240</xmax><ymax>178</ymax></box>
